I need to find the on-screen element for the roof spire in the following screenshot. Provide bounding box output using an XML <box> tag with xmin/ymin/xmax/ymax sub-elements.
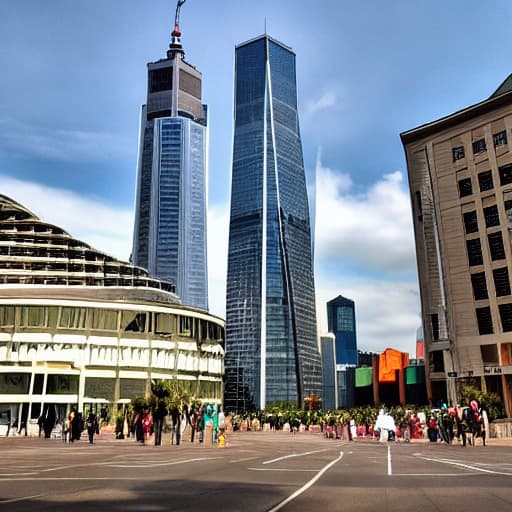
<box><xmin>168</xmin><ymin>0</ymin><xmax>186</xmax><ymax>59</ymax></box>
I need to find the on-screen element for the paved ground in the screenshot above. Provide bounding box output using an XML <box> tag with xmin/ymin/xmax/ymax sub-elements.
<box><xmin>1</xmin><ymin>432</ymin><xmax>512</xmax><ymax>511</ymax></box>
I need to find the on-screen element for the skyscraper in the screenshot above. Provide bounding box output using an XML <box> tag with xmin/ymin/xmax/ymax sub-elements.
<box><xmin>327</xmin><ymin>295</ymin><xmax>358</xmax><ymax>367</ymax></box>
<box><xmin>132</xmin><ymin>2</ymin><xmax>208</xmax><ymax>310</ymax></box>
<box><xmin>224</xmin><ymin>34</ymin><xmax>322</xmax><ymax>412</ymax></box>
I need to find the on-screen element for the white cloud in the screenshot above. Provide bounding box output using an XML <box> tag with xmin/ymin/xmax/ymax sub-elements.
<box><xmin>315</xmin><ymin>161</ymin><xmax>416</xmax><ymax>273</ymax></box>
<box><xmin>306</xmin><ymin>90</ymin><xmax>337</xmax><ymax>115</ymax></box>
<box><xmin>0</xmin><ymin>175</ymin><xmax>133</xmax><ymax>261</ymax></box>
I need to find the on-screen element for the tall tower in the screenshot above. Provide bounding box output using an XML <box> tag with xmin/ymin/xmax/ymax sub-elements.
<box><xmin>132</xmin><ymin>1</ymin><xmax>208</xmax><ymax>310</ymax></box>
<box><xmin>224</xmin><ymin>35</ymin><xmax>322</xmax><ymax>412</ymax></box>
<box><xmin>327</xmin><ymin>295</ymin><xmax>358</xmax><ymax>367</ymax></box>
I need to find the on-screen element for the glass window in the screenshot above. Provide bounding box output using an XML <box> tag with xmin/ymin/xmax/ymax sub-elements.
<box><xmin>121</xmin><ymin>311</ymin><xmax>146</xmax><ymax>333</ymax></box>
<box><xmin>499</xmin><ymin>163</ymin><xmax>512</xmax><ymax>186</ymax></box>
<box><xmin>472</xmin><ymin>138</ymin><xmax>487</xmax><ymax>154</ymax></box>
<box><xmin>488</xmin><ymin>232</ymin><xmax>506</xmax><ymax>261</ymax></box>
<box><xmin>483</xmin><ymin>205</ymin><xmax>500</xmax><ymax>228</ymax></box>
<box><xmin>471</xmin><ymin>272</ymin><xmax>488</xmax><ymax>300</ymax></box>
<box><xmin>19</xmin><ymin>306</ymin><xmax>46</xmax><ymax>327</ymax></box>
<box><xmin>505</xmin><ymin>198</ymin><xmax>512</xmax><ymax>225</ymax></box>
<box><xmin>33</xmin><ymin>374</ymin><xmax>44</xmax><ymax>394</ymax></box>
<box><xmin>59</xmin><ymin>307</ymin><xmax>86</xmax><ymax>329</ymax></box>
<box><xmin>493</xmin><ymin>130</ymin><xmax>507</xmax><ymax>147</ymax></box>
<box><xmin>452</xmin><ymin>146</ymin><xmax>465</xmax><ymax>162</ymax></box>
<box><xmin>478</xmin><ymin>170</ymin><xmax>494</xmax><ymax>192</ymax></box>
<box><xmin>0</xmin><ymin>306</ymin><xmax>15</xmax><ymax>327</ymax></box>
<box><xmin>337</xmin><ymin>306</ymin><xmax>354</xmax><ymax>332</ymax></box>
<box><xmin>430</xmin><ymin>350</ymin><xmax>444</xmax><ymax>372</ymax></box>
<box><xmin>463</xmin><ymin>211</ymin><xmax>478</xmax><ymax>234</ymax></box>
<box><xmin>480</xmin><ymin>344</ymin><xmax>499</xmax><ymax>364</ymax></box>
<box><xmin>493</xmin><ymin>267</ymin><xmax>511</xmax><ymax>296</ymax></box>
<box><xmin>476</xmin><ymin>306</ymin><xmax>493</xmax><ymax>335</ymax></box>
<box><xmin>155</xmin><ymin>313</ymin><xmax>176</xmax><ymax>334</ymax></box>
<box><xmin>458</xmin><ymin>178</ymin><xmax>473</xmax><ymax>198</ymax></box>
<box><xmin>466</xmin><ymin>238</ymin><xmax>483</xmax><ymax>266</ymax></box>
<box><xmin>46</xmin><ymin>374</ymin><xmax>79</xmax><ymax>394</ymax></box>
<box><xmin>431</xmin><ymin>313</ymin><xmax>439</xmax><ymax>341</ymax></box>
<box><xmin>91</xmin><ymin>309</ymin><xmax>118</xmax><ymax>331</ymax></box>
<box><xmin>499</xmin><ymin>303</ymin><xmax>512</xmax><ymax>332</ymax></box>
<box><xmin>0</xmin><ymin>373</ymin><xmax>30</xmax><ymax>394</ymax></box>
<box><xmin>47</xmin><ymin>307</ymin><xmax>59</xmax><ymax>329</ymax></box>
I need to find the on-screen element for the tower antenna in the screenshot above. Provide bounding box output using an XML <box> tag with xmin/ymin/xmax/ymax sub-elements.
<box><xmin>175</xmin><ymin>0</ymin><xmax>186</xmax><ymax>28</ymax></box>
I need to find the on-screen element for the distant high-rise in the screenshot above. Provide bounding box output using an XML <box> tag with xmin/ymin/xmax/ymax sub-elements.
<box><xmin>224</xmin><ymin>34</ymin><xmax>322</xmax><ymax>411</ymax></box>
<box><xmin>320</xmin><ymin>334</ymin><xmax>337</xmax><ymax>410</ymax></box>
<box><xmin>132</xmin><ymin>2</ymin><xmax>208</xmax><ymax>310</ymax></box>
<box><xmin>327</xmin><ymin>295</ymin><xmax>358</xmax><ymax>367</ymax></box>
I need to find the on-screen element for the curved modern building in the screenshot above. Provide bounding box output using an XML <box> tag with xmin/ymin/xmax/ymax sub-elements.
<box><xmin>0</xmin><ymin>195</ymin><xmax>224</xmax><ymax>435</ymax></box>
<box><xmin>224</xmin><ymin>35</ymin><xmax>322</xmax><ymax>412</ymax></box>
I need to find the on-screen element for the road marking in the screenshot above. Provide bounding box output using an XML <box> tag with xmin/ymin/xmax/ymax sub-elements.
<box><xmin>230</xmin><ymin>456</ymin><xmax>258</xmax><ymax>463</ymax></box>
<box><xmin>417</xmin><ymin>456</ymin><xmax>512</xmax><ymax>476</ymax></box>
<box><xmin>387</xmin><ymin>445</ymin><xmax>392</xmax><ymax>475</ymax></box>
<box><xmin>263</xmin><ymin>448</ymin><xmax>329</xmax><ymax>465</ymax></box>
<box><xmin>0</xmin><ymin>456</ymin><xmax>224</xmax><ymax>478</ymax></box>
<box><xmin>248</xmin><ymin>468</ymin><xmax>318</xmax><ymax>472</ymax></box>
<box><xmin>0</xmin><ymin>494</ymin><xmax>46</xmax><ymax>504</ymax></box>
<box><xmin>266</xmin><ymin>451</ymin><xmax>344</xmax><ymax>512</ymax></box>
<box><xmin>392</xmin><ymin>473</ymin><xmax>480</xmax><ymax>477</ymax></box>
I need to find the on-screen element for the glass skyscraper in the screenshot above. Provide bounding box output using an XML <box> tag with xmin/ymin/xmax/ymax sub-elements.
<box><xmin>224</xmin><ymin>35</ymin><xmax>322</xmax><ymax>412</ymax></box>
<box><xmin>132</xmin><ymin>10</ymin><xmax>208</xmax><ymax>310</ymax></box>
<box><xmin>327</xmin><ymin>295</ymin><xmax>358</xmax><ymax>366</ymax></box>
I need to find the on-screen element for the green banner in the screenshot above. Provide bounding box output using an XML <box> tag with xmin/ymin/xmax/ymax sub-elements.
<box><xmin>355</xmin><ymin>367</ymin><xmax>372</xmax><ymax>388</ymax></box>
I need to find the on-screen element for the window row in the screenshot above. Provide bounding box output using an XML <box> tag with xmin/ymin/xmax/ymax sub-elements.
<box><xmin>452</xmin><ymin>130</ymin><xmax>508</xmax><ymax>162</ymax></box>
<box><xmin>471</xmin><ymin>267</ymin><xmax>511</xmax><ymax>300</ymax></box>
<box><xmin>458</xmin><ymin>163</ymin><xmax>512</xmax><ymax>198</ymax></box>
<box><xmin>466</xmin><ymin>231</ymin><xmax>506</xmax><ymax>266</ymax></box>
<box><xmin>463</xmin><ymin>205</ymin><xmax>501</xmax><ymax>234</ymax></box>
<box><xmin>0</xmin><ymin>305</ymin><xmax>224</xmax><ymax>341</ymax></box>
<box><xmin>476</xmin><ymin>303</ymin><xmax>512</xmax><ymax>335</ymax></box>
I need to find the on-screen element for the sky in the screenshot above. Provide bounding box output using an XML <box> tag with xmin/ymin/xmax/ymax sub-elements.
<box><xmin>2</xmin><ymin>1</ymin><xmax>512</xmax><ymax>355</ymax></box>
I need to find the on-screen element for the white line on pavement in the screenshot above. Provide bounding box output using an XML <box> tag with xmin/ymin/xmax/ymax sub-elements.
<box><xmin>266</xmin><ymin>451</ymin><xmax>344</xmax><ymax>512</ymax></box>
<box><xmin>0</xmin><ymin>494</ymin><xmax>47</xmax><ymax>504</ymax></box>
<box><xmin>263</xmin><ymin>448</ymin><xmax>329</xmax><ymax>465</ymax></box>
<box><xmin>417</xmin><ymin>456</ymin><xmax>512</xmax><ymax>476</ymax></box>
<box><xmin>248</xmin><ymin>468</ymin><xmax>318</xmax><ymax>472</ymax></box>
<box><xmin>387</xmin><ymin>445</ymin><xmax>392</xmax><ymax>476</ymax></box>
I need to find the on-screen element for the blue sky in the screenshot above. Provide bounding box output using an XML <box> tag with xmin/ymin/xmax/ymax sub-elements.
<box><xmin>2</xmin><ymin>1</ymin><xmax>512</xmax><ymax>354</ymax></box>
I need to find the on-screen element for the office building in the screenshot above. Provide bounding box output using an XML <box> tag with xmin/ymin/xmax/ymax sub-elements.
<box><xmin>327</xmin><ymin>295</ymin><xmax>358</xmax><ymax>366</ymax></box>
<box><xmin>401</xmin><ymin>74</ymin><xmax>512</xmax><ymax>414</ymax></box>
<box><xmin>0</xmin><ymin>195</ymin><xmax>224</xmax><ymax>435</ymax></box>
<box><xmin>224</xmin><ymin>34</ymin><xmax>322</xmax><ymax>411</ymax></box>
<box><xmin>132</xmin><ymin>3</ymin><xmax>208</xmax><ymax>310</ymax></box>
<box><xmin>320</xmin><ymin>334</ymin><xmax>336</xmax><ymax>410</ymax></box>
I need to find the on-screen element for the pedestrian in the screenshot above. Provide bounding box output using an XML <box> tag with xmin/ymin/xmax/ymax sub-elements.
<box><xmin>142</xmin><ymin>409</ymin><xmax>153</xmax><ymax>442</ymax></box>
<box><xmin>86</xmin><ymin>412</ymin><xmax>98</xmax><ymax>444</ymax></box>
<box><xmin>427</xmin><ymin>412</ymin><xmax>438</xmax><ymax>442</ymax></box>
<box><xmin>218</xmin><ymin>428</ymin><xmax>226</xmax><ymax>448</ymax></box>
<box><xmin>375</xmin><ymin>409</ymin><xmax>387</xmax><ymax>442</ymax></box>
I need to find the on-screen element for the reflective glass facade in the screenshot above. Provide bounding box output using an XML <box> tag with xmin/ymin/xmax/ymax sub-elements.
<box><xmin>327</xmin><ymin>295</ymin><xmax>358</xmax><ymax>366</ymax></box>
<box><xmin>225</xmin><ymin>35</ymin><xmax>322</xmax><ymax>412</ymax></box>
<box><xmin>132</xmin><ymin>46</ymin><xmax>208</xmax><ymax>311</ymax></box>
